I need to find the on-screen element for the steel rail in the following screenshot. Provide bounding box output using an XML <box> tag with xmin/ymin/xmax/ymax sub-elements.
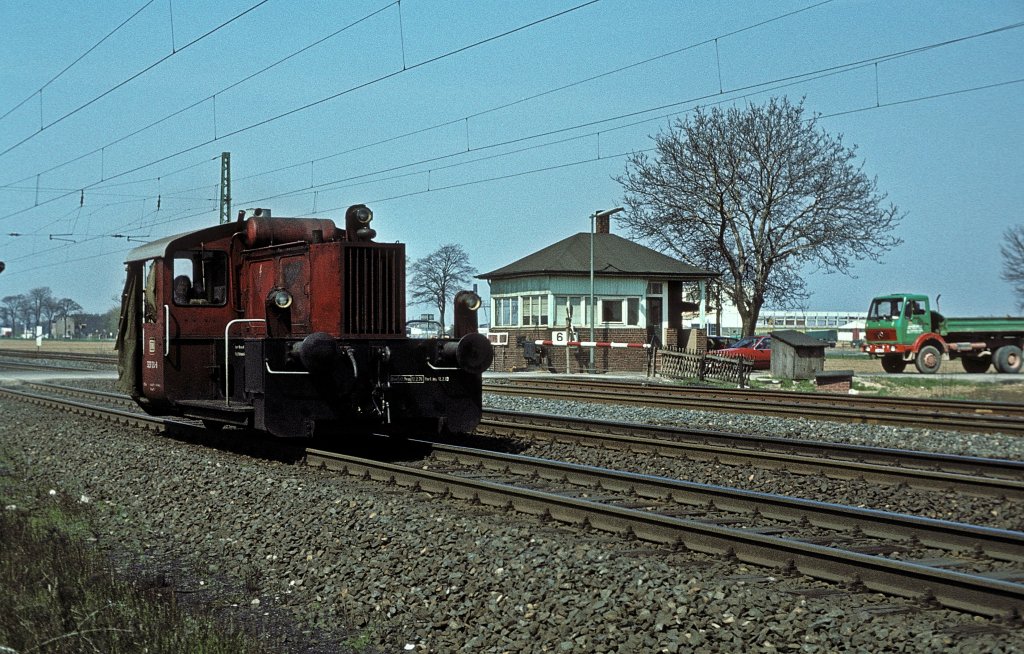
<box><xmin>305</xmin><ymin>446</ymin><xmax>1024</xmax><ymax>619</ymax></box>
<box><xmin>16</xmin><ymin>383</ymin><xmax>1024</xmax><ymax>498</ymax></box>
<box><xmin>0</xmin><ymin>348</ymin><xmax>117</xmax><ymax>365</ymax></box>
<box><xmin>493</xmin><ymin>376</ymin><xmax>1024</xmax><ymax>418</ymax></box>
<box><xmin>0</xmin><ymin>385</ymin><xmax>162</xmax><ymax>429</ymax></box>
<box><xmin>483</xmin><ymin>380</ymin><xmax>1024</xmax><ymax>435</ymax></box>
<box><xmin>479</xmin><ymin>411</ymin><xmax>1024</xmax><ymax>500</ymax></box>
<box><xmin>23</xmin><ymin>381</ymin><xmax>136</xmax><ymax>407</ymax></box>
<box><xmin>4</xmin><ymin>383</ymin><xmax>1020</xmax><ymax>618</ymax></box>
<box><xmin>421</xmin><ymin>441</ymin><xmax>1024</xmax><ymax>562</ymax></box>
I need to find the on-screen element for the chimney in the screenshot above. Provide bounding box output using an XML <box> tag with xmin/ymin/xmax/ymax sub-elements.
<box><xmin>596</xmin><ymin>214</ymin><xmax>610</xmax><ymax>234</ymax></box>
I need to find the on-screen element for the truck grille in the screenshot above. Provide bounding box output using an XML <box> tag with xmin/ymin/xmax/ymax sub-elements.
<box><xmin>343</xmin><ymin>244</ymin><xmax>404</xmax><ymax>337</ymax></box>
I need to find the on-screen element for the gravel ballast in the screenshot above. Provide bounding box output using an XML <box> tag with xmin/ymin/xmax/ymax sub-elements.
<box><xmin>1</xmin><ymin>387</ymin><xmax>1023</xmax><ymax>652</ymax></box>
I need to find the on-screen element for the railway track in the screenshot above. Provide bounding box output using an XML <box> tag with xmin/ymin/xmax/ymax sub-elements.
<box><xmin>4</xmin><ymin>348</ymin><xmax>1022</xmax><ymax>435</ymax></box>
<box><xmin>478</xmin><ymin>410</ymin><xmax>1024</xmax><ymax>500</ymax></box>
<box><xmin>483</xmin><ymin>377</ymin><xmax>1024</xmax><ymax>435</ymax></box>
<box><xmin>0</xmin><ymin>347</ymin><xmax>117</xmax><ymax>366</ymax></box>
<box><xmin>309</xmin><ymin>443</ymin><xmax>1024</xmax><ymax>619</ymax></box>
<box><xmin>17</xmin><ymin>381</ymin><xmax>1024</xmax><ymax>500</ymax></box>
<box><xmin>3</xmin><ymin>381</ymin><xmax>1023</xmax><ymax>618</ymax></box>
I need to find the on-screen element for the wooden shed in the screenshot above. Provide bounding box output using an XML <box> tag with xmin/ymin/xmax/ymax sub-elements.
<box><xmin>770</xmin><ymin>329</ymin><xmax>827</xmax><ymax>380</ymax></box>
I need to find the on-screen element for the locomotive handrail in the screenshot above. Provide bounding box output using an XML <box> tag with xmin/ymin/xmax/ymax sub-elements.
<box><xmin>164</xmin><ymin>305</ymin><xmax>170</xmax><ymax>357</ymax></box>
<box><xmin>224</xmin><ymin>319</ymin><xmax>266</xmax><ymax>406</ymax></box>
<box><xmin>426</xmin><ymin>361</ymin><xmax>460</xmax><ymax>371</ymax></box>
<box><xmin>264</xmin><ymin>362</ymin><xmax>310</xmax><ymax>375</ymax></box>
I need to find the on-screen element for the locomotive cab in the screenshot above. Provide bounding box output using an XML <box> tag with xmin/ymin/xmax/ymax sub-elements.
<box><xmin>115</xmin><ymin>205</ymin><xmax>492</xmax><ymax>439</ymax></box>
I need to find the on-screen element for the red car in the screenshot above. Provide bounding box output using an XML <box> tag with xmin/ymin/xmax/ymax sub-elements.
<box><xmin>716</xmin><ymin>335</ymin><xmax>772</xmax><ymax>370</ymax></box>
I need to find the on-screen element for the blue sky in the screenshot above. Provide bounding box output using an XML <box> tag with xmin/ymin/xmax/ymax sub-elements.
<box><xmin>0</xmin><ymin>0</ymin><xmax>1021</xmax><ymax>318</ymax></box>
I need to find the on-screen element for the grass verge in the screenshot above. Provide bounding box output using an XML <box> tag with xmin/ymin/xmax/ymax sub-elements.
<box><xmin>0</xmin><ymin>456</ymin><xmax>275</xmax><ymax>654</ymax></box>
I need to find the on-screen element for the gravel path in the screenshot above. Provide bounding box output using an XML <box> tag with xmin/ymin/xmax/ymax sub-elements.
<box><xmin>1</xmin><ymin>386</ymin><xmax>1023</xmax><ymax>652</ymax></box>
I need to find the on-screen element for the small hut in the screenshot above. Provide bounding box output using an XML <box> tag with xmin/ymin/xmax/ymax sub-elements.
<box><xmin>770</xmin><ymin>329</ymin><xmax>827</xmax><ymax>380</ymax></box>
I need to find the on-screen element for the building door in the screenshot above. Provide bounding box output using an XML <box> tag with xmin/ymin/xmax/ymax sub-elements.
<box><xmin>647</xmin><ymin>297</ymin><xmax>663</xmax><ymax>346</ymax></box>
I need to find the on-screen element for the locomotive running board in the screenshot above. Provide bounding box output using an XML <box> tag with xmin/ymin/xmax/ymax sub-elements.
<box><xmin>176</xmin><ymin>399</ymin><xmax>253</xmax><ymax>426</ymax></box>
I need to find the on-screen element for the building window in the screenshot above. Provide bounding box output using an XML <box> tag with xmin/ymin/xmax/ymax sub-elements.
<box><xmin>522</xmin><ymin>295</ymin><xmax>549</xmax><ymax>326</ymax></box>
<box><xmin>627</xmin><ymin>298</ymin><xmax>640</xmax><ymax>325</ymax></box>
<box><xmin>601</xmin><ymin>299</ymin><xmax>623</xmax><ymax>323</ymax></box>
<box><xmin>600</xmin><ymin>297</ymin><xmax>642</xmax><ymax>325</ymax></box>
<box><xmin>554</xmin><ymin>296</ymin><xmax>588</xmax><ymax>329</ymax></box>
<box><xmin>495</xmin><ymin>297</ymin><xmax>519</xmax><ymax>327</ymax></box>
<box><xmin>646</xmin><ymin>282</ymin><xmax>663</xmax><ymax>295</ymax></box>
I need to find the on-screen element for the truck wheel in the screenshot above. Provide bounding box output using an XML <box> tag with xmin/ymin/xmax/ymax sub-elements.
<box><xmin>881</xmin><ymin>356</ymin><xmax>907</xmax><ymax>373</ymax></box>
<box><xmin>960</xmin><ymin>356</ymin><xmax>990</xmax><ymax>374</ymax></box>
<box><xmin>993</xmin><ymin>345</ymin><xmax>1022</xmax><ymax>374</ymax></box>
<box><xmin>914</xmin><ymin>345</ymin><xmax>942</xmax><ymax>374</ymax></box>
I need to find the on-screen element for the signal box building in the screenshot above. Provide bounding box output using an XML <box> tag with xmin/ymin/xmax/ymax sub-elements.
<box><xmin>478</xmin><ymin>215</ymin><xmax>717</xmax><ymax>372</ymax></box>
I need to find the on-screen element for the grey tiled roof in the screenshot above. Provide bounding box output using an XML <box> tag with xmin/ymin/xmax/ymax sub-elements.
<box><xmin>771</xmin><ymin>329</ymin><xmax>830</xmax><ymax>348</ymax></box>
<box><xmin>479</xmin><ymin>232</ymin><xmax>716</xmax><ymax>280</ymax></box>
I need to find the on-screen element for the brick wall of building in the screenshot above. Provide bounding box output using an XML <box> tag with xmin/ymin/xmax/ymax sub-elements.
<box><xmin>487</xmin><ymin>326</ymin><xmax>653</xmax><ymax>373</ymax></box>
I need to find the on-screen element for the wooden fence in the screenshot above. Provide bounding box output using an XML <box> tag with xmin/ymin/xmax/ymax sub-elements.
<box><xmin>656</xmin><ymin>348</ymin><xmax>752</xmax><ymax>386</ymax></box>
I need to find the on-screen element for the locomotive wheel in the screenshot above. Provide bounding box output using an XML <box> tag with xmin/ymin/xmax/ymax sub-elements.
<box><xmin>202</xmin><ymin>419</ymin><xmax>225</xmax><ymax>431</ymax></box>
<box><xmin>914</xmin><ymin>345</ymin><xmax>942</xmax><ymax>374</ymax></box>
<box><xmin>880</xmin><ymin>356</ymin><xmax>906</xmax><ymax>374</ymax></box>
<box><xmin>960</xmin><ymin>356</ymin><xmax>990</xmax><ymax>374</ymax></box>
<box><xmin>994</xmin><ymin>345</ymin><xmax>1023</xmax><ymax>374</ymax></box>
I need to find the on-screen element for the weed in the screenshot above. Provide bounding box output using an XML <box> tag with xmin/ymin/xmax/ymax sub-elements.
<box><xmin>0</xmin><ymin>457</ymin><xmax>276</xmax><ymax>654</ymax></box>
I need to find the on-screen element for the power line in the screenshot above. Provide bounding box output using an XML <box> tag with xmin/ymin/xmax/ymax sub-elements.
<box><xmin>0</xmin><ymin>1</ymin><xmax>601</xmax><ymax>222</ymax></box>
<box><xmin>0</xmin><ymin>1</ymin><xmax>157</xmax><ymax>124</ymax></box>
<box><xmin>86</xmin><ymin>10</ymin><xmax>1024</xmax><ymax>211</ymax></box>
<box><xmin>0</xmin><ymin>0</ymin><xmax>273</xmax><ymax>160</ymax></box>
<box><xmin>2</xmin><ymin>9</ymin><xmax>1020</xmax><ymax>259</ymax></box>
<box><xmin>7</xmin><ymin>69</ymin><xmax>1018</xmax><ymax>278</ymax></box>
<box><xmin>227</xmin><ymin>24</ymin><xmax>1024</xmax><ymax>212</ymax></box>
<box><xmin>98</xmin><ymin>0</ymin><xmax>839</xmax><ymax>196</ymax></box>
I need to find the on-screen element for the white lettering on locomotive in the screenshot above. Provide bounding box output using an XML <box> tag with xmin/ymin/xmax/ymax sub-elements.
<box><xmin>389</xmin><ymin>375</ymin><xmax>451</xmax><ymax>383</ymax></box>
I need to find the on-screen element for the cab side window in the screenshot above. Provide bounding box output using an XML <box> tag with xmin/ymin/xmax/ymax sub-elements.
<box><xmin>172</xmin><ymin>250</ymin><xmax>228</xmax><ymax>306</ymax></box>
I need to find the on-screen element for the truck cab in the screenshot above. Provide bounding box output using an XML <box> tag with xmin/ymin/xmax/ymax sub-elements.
<box><xmin>864</xmin><ymin>293</ymin><xmax>1024</xmax><ymax>374</ymax></box>
<box><xmin>863</xmin><ymin>293</ymin><xmax>945</xmax><ymax>373</ymax></box>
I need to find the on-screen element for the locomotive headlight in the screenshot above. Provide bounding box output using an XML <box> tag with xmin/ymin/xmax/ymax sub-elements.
<box><xmin>345</xmin><ymin>204</ymin><xmax>376</xmax><ymax>241</ymax></box>
<box><xmin>272</xmin><ymin>289</ymin><xmax>293</xmax><ymax>309</ymax></box>
<box><xmin>457</xmin><ymin>290</ymin><xmax>482</xmax><ymax>311</ymax></box>
<box><xmin>353</xmin><ymin>206</ymin><xmax>372</xmax><ymax>224</ymax></box>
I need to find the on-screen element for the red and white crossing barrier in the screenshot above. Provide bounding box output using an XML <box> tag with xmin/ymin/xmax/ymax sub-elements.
<box><xmin>534</xmin><ymin>339</ymin><xmax>651</xmax><ymax>349</ymax></box>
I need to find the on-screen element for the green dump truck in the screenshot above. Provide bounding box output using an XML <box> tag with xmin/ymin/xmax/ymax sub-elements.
<box><xmin>862</xmin><ymin>293</ymin><xmax>1024</xmax><ymax>374</ymax></box>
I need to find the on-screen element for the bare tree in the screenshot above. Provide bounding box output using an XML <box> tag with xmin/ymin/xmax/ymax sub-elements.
<box><xmin>26</xmin><ymin>287</ymin><xmax>54</xmax><ymax>333</ymax></box>
<box><xmin>2</xmin><ymin>294</ymin><xmax>30</xmax><ymax>337</ymax></box>
<box><xmin>1001</xmin><ymin>225</ymin><xmax>1024</xmax><ymax>310</ymax></box>
<box><xmin>617</xmin><ymin>97</ymin><xmax>903</xmax><ymax>336</ymax></box>
<box><xmin>44</xmin><ymin>298</ymin><xmax>78</xmax><ymax>337</ymax></box>
<box><xmin>56</xmin><ymin>297</ymin><xmax>83</xmax><ymax>321</ymax></box>
<box><xmin>409</xmin><ymin>244</ymin><xmax>476</xmax><ymax>333</ymax></box>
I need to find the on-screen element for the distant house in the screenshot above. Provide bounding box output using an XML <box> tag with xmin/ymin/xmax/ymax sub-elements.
<box><xmin>478</xmin><ymin>214</ymin><xmax>717</xmax><ymax>372</ymax></box>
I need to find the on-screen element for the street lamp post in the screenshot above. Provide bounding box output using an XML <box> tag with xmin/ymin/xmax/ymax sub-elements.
<box><xmin>589</xmin><ymin>207</ymin><xmax>624</xmax><ymax>372</ymax></box>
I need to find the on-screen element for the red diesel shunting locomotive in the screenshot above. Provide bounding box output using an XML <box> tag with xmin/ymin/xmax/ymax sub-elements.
<box><xmin>115</xmin><ymin>205</ymin><xmax>492</xmax><ymax>438</ymax></box>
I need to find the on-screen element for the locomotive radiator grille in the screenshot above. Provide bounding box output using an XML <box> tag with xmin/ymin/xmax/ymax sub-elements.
<box><xmin>343</xmin><ymin>244</ymin><xmax>403</xmax><ymax>337</ymax></box>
